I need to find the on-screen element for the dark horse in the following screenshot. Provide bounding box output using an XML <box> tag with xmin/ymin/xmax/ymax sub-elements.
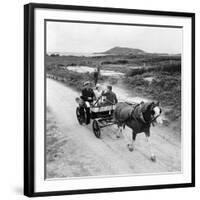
<box><xmin>114</xmin><ymin>101</ymin><xmax>162</xmax><ymax>161</ymax></box>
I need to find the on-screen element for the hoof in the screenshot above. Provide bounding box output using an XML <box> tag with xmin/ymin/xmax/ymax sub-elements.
<box><xmin>150</xmin><ymin>155</ymin><xmax>156</xmax><ymax>162</ymax></box>
<box><xmin>127</xmin><ymin>144</ymin><xmax>134</xmax><ymax>152</ymax></box>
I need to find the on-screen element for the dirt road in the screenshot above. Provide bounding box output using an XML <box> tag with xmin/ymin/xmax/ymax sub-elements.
<box><xmin>46</xmin><ymin>78</ymin><xmax>181</xmax><ymax>179</ymax></box>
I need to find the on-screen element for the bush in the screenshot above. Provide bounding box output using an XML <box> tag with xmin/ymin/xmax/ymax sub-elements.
<box><xmin>101</xmin><ymin>59</ymin><xmax>129</xmax><ymax>65</ymax></box>
<box><xmin>125</xmin><ymin>75</ymin><xmax>149</xmax><ymax>87</ymax></box>
<box><xmin>50</xmin><ymin>53</ymin><xmax>60</xmax><ymax>57</ymax></box>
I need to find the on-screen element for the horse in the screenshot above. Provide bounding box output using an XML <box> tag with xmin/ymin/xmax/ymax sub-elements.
<box><xmin>113</xmin><ymin>101</ymin><xmax>162</xmax><ymax>161</ymax></box>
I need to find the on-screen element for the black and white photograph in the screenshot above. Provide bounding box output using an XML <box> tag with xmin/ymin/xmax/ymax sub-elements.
<box><xmin>45</xmin><ymin>20</ymin><xmax>182</xmax><ymax>178</ymax></box>
<box><xmin>23</xmin><ymin>3</ymin><xmax>195</xmax><ymax>196</ymax></box>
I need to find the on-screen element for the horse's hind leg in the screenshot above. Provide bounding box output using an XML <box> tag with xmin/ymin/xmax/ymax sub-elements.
<box><xmin>145</xmin><ymin>132</ymin><xmax>156</xmax><ymax>162</ymax></box>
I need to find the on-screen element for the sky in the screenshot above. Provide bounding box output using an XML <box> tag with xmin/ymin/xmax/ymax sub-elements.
<box><xmin>46</xmin><ymin>21</ymin><xmax>182</xmax><ymax>54</ymax></box>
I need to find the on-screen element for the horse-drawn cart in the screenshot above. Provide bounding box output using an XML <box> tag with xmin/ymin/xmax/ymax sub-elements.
<box><xmin>76</xmin><ymin>96</ymin><xmax>116</xmax><ymax>138</ymax></box>
<box><xmin>76</xmin><ymin>93</ymin><xmax>162</xmax><ymax>161</ymax></box>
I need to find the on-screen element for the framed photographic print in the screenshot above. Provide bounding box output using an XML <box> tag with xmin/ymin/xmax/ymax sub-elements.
<box><xmin>24</xmin><ymin>3</ymin><xmax>195</xmax><ymax>197</ymax></box>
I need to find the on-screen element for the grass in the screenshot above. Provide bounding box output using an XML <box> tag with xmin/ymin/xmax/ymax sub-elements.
<box><xmin>127</xmin><ymin>61</ymin><xmax>181</xmax><ymax>76</ymax></box>
<box><xmin>47</xmin><ymin>68</ymin><xmax>111</xmax><ymax>91</ymax></box>
<box><xmin>46</xmin><ymin>54</ymin><xmax>181</xmax><ymax>68</ymax></box>
<box><xmin>124</xmin><ymin>71</ymin><xmax>181</xmax><ymax>121</ymax></box>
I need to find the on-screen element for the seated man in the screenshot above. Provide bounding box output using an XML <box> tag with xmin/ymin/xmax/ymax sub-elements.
<box><xmin>102</xmin><ymin>85</ymin><xmax>118</xmax><ymax>106</ymax></box>
<box><xmin>80</xmin><ymin>81</ymin><xmax>95</xmax><ymax>104</ymax></box>
<box><xmin>79</xmin><ymin>81</ymin><xmax>95</xmax><ymax>124</ymax></box>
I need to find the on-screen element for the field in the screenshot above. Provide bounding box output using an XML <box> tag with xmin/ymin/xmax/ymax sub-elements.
<box><xmin>46</xmin><ymin>53</ymin><xmax>181</xmax><ymax>131</ymax></box>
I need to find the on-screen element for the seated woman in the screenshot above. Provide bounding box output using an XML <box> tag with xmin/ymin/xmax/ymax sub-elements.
<box><xmin>93</xmin><ymin>84</ymin><xmax>103</xmax><ymax>105</ymax></box>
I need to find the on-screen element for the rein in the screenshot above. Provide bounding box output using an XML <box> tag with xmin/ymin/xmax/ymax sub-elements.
<box><xmin>149</xmin><ymin>114</ymin><xmax>161</xmax><ymax>125</ymax></box>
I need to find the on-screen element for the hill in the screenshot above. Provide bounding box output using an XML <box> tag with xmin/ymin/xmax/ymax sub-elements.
<box><xmin>101</xmin><ymin>46</ymin><xmax>146</xmax><ymax>55</ymax></box>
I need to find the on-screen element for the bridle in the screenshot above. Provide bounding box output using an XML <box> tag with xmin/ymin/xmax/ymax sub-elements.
<box><xmin>130</xmin><ymin>103</ymin><xmax>161</xmax><ymax>125</ymax></box>
<box><xmin>147</xmin><ymin>106</ymin><xmax>162</xmax><ymax>125</ymax></box>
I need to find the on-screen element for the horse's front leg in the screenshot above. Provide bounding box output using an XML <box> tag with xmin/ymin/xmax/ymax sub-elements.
<box><xmin>126</xmin><ymin>131</ymin><xmax>136</xmax><ymax>152</ymax></box>
<box><xmin>116</xmin><ymin>125</ymin><xmax>122</xmax><ymax>138</ymax></box>
<box><xmin>145</xmin><ymin>132</ymin><xmax>156</xmax><ymax>162</ymax></box>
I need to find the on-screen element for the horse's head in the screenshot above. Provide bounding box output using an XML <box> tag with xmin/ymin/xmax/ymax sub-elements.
<box><xmin>142</xmin><ymin>101</ymin><xmax>163</xmax><ymax>125</ymax></box>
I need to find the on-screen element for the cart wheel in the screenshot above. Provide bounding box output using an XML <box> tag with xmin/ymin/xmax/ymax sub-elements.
<box><xmin>76</xmin><ymin>107</ymin><xmax>84</xmax><ymax>125</ymax></box>
<box><xmin>92</xmin><ymin>120</ymin><xmax>101</xmax><ymax>138</ymax></box>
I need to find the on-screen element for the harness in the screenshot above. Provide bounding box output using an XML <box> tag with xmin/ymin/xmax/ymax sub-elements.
<box><xmin>116</xmin><ymin>102</ymin><xmax>161</xmax><ymax>129</ymax></box>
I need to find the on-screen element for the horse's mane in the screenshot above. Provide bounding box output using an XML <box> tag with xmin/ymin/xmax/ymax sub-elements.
<box><xmin>140</xmin><ymin>102</ymin><xmax>152</xmax><ymax>112</ymax></box>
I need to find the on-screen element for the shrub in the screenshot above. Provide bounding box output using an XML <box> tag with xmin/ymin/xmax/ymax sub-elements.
<box><xmin>101</xmin><ymin>59</ymin><xmax>129</xmax><ymax>65</ymax></box>
<box><xmin>50</xmin><ymin>53</ymin><xmax>60</xmax><ymax>57</ymax></box>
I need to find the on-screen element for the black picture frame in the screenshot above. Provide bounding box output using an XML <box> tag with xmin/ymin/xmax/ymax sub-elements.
<box><xmin>24</xmin><ymin>3</ymin><xmax>195</xmax><ymax>197</ymax></box>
